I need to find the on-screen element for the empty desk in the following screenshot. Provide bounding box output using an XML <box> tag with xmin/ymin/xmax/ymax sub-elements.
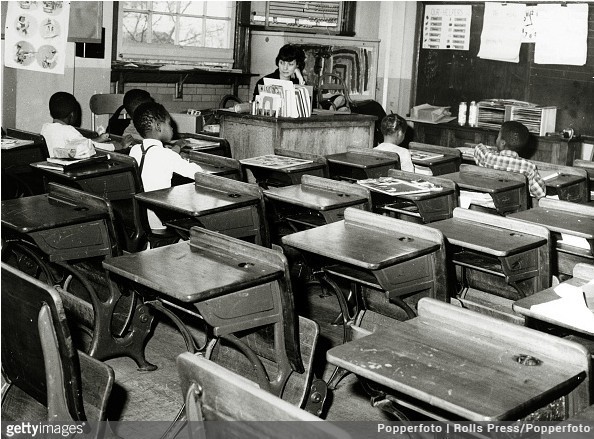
<box><xmin>409</xmin><ymin>142</ymin><xmax>461</xmax><ymax>175</ymax></box>
<box><xmin>327</xmin><ymin>298</ymin><xmax>590</xmax><ymax>421</ymax></box>
<box><xmin>427</xmin><ymin>207</ymin><xmax>550</xmax><ymax>323</ymax></box>
<box><xmin>509</xmin><ymin>198</ymin><xmax>594</xmax><ymax>277</ymax></box>
<box><xmin>326</xmin><ymin>150</ymin><xmax>400</xmax><ymax>182</ymax></box>
<box><xmin>240</xmin><ymin>153</ymin><xmax>326</xmax><ymax>188</ymax></box>
<box><xmin>2</xmin><ymin>129</ymin><xmax>48</xmax><ymax>198</ymax></box>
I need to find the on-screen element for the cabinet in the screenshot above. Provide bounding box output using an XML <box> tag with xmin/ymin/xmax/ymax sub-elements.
<box><xmin>412</xmin><ymin>121</ymin><xmax>582</xmax><ymax>166</ymax></box>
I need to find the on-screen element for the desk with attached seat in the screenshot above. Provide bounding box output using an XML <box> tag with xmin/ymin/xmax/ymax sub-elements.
<box><xmin>509</xmin><ymin>198</ymin><xmax>594</xmax><ymax>277</ymax></box>
<box><xmin>534</xmin><ymin>160</ymin><xmax>588</xmax><ymax>204</ymax></box>
<box><xmin>2</xmin><ymin>128</ymin><xmax>48</xmax><ymax>198</ymax></box>
<box><xmin>240</xmin><ymin>150</ymin><xmax>327</xmax><ymax>189</ymax></box>
<box><xmin>186</xmin><ymin>151</ymin><xmax>244</xmax><ymax>180</ymax></box>
<box><xmin>365</xmin><ymin>169</ymin><xmax>458</xmax><ymax>223</ymax></box>
<box><xmin>135</xmin><ymin>172</ymin><xmax>269</xmax><ymax>247</ymax></box>
<box><xmin>327</xmin><ymin>297</ymin><xmax>591</xmax><ymax>422</ymax></box>
<box><xmin>263</xmin><ymin>175</ymin><xmax>370</xmax><ymax>241</ymax></box>
<box><xmin>441</xmin><ymin>164</ymin><xmax>529</xmax><ymax>215</ymax></box>
<box><xmin>427</xmin><ymin>207</ymin><xmax>550</xmax><ymax>323</ymax></box>
<box><xmin>326</xmin><ymin>149</ymin><xmax>400</xmax><ymax>182</ymax></box>
<box><xmin>409</xmin><ymin>142</ymin><xmax>461</xmax><ymax>175</ymax></box>
<box><xmin>573</xmin><ymin>159</ymin><xmax>594</xmax><ymax>204</ymax></box>
<box><xmin>102</xmin><ymin>227</ymin><xmax>319</xmax><ymax>407</ymax></box>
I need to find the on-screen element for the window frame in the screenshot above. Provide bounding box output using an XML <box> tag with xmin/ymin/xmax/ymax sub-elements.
<box><xmin>114</xmin><ymin>1</ymin><xmax>236</xmax><ymax>65</ymax></box>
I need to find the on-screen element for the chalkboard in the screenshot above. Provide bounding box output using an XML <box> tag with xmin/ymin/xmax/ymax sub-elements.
<box><xmin>414</xmin><ymin>2</ymin><xmax>594</xmax><ymax>136</ymax></box>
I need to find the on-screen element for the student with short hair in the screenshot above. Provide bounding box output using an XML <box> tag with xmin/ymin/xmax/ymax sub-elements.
<box><xmin>129</xmin><ymin>102</ymin><xmax>203</xmax><ymax>232</ymax></box>
<box><xmin>374</xmin><ymin>113</ymin><xmax>414</xmax><ymax>172</ymax></box>
<box><xmin>41</xmin><ymin>91</ymin><xmax>112</xmax><ymax>157</ymax></box>
<box><xmin>474</xmin><ymin>121</ymin><xmax>546</xmax><ymax>199</ymax></box>
<box><xmin>120</xmin><ymin>88</ymin><xmax>155</xmax><ymax>143</ymax></box>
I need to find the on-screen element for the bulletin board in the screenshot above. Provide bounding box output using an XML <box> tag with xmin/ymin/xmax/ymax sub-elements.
<box><xmin>414</xmin><ymin>2</ymin><xmax>594</xmax><ymax>136</ymax></box>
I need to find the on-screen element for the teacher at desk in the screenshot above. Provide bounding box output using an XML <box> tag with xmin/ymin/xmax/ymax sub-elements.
<box><xmin>253</xmin><ymin>44</ymin><xmax>306</xmax><ymax>100</ymax></box>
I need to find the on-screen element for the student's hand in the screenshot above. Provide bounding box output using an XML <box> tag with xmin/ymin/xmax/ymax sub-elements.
<box><xmin>121</xmin><ymin>134</ymin><xmax>136</xmax><ymax>149</ymax></box>
<box><xmin>294</xmin><ymin>68</ymin><xmax>305</xmax><ymax>85</ymax></box>
<box><xmin>94</xmin><ymin>133</ymin><xmax>110</xmax><ymax>143</ymax></box>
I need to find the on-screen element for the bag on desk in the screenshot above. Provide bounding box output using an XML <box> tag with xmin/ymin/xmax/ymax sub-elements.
<box><xmin>52</xmin><ymin>138</ymin><xmax>96</xmax><ymax>159</ymax></box>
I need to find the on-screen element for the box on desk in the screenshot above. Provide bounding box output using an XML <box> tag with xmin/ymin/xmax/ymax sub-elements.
<box><xmin>170</xmin><ymin>112</ymin><xmax>204</xmax><ymax>134</ymax></box>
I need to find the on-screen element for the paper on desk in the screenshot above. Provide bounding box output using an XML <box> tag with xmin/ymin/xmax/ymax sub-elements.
<box><xmin>459</xmin><ymin>191</ymin><xmax>494</xmax><ymax>209</ymax></box>
<box><xmin>531</xmin><ymin>281</ymin><xmax>594</xmax><ymax>335</ymax></box>
<box><xmin>559</xmin><ymin>234</ymin><xmax>591</xmax><ymax>250</ymax></box>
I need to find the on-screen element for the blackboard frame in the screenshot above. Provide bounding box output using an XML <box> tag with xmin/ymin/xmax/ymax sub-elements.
<box><xmin>412</xmin><ymin>2</ymin><xmax>594</xmax><ymax>136</ymax></box>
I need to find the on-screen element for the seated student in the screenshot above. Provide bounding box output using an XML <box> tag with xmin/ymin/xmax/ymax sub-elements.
<box><xmin>374</xmin><ymin>113</ymin><xmax>414</xmax><ymax>172</ymax></box>
<box><xmin>129</xmin><ymin>102</ymin><xmax>203</xmax><ymax>232</ymax></box>
<box><xmin>474</xmin><ymin>121</ymin><xmax>546</xmax><ymax>200</ymax></box>
<box><xmin>41</xmin><ymin>92</ymin><xmax>114</xmax><ymax>157</ymax></box>
<box><xmin>119</xmin><ymin>89</ymin><xmax>155</xmax><ymax>147</ymax></box>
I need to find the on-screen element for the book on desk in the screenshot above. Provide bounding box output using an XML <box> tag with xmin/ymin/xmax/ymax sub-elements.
<box><xmin>358</xmin><ymin>177</ymin><xmax>443</xmax><ymax>196</ymax></box>
<box><xmin>35</xmin><ymin>154</ymin><xmax>109</xmax><ymax>171</ymax></box>
<box><xmin>1</xmin><ymin>138</ymin><xmax>35</xmax><ymax>149</ymax></box>
<box><xmin>240</xmin><ymin>154</ymin><xmax>313</xmax><ymax>170</ymax></box>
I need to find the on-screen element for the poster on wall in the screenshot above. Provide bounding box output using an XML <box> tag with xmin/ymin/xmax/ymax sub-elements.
<box><xmin>478</xmin><ymin>2</ymin><xmax>525</xmax><ymax>63</ymax></box>
<box><xmin>422</xmin><ymin>4</ymin><xmax>471</xmax><ymax>50</ymax></box>
<box><xmin>4</xmin><ymin>1</ymin><xmax>70</xmax><ymax>75</ymax></box>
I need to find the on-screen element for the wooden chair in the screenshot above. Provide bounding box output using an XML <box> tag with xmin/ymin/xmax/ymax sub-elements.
<box><xmin>177</xmin><ymin>353</ymin><xmax>350</xmax><ymax>437</ymax></box>
<box><xmin>317</xmin><ymin>73</ymin><xmax>350</xmax><ymax>112</ymax></box>
<box><xmin>1</xmin><ymin>263</ymin><xmax>114</xmax><ymax>432</ymax></box>
<box><xmin>89</xmin><ymin>93</ymin><xmax>125</xmax><ymax>133</ymax></box>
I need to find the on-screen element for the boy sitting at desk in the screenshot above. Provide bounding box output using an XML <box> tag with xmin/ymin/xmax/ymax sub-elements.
<box><xmin>129</xmin><ymin>101</ymin><xmax>203</xmax><ymax>232</ymax></box>
<box><xmin>41</xmin><ymin>92</ymin><xmax>114</xmax><ymax>157</ymax></box>
<box><xmin>374</xmin><ymin>114</ymin><xmax>414</xmax><ymax>172</ymax></box>
<box><xmin>474</xmin><ymin>121</ymin><xmax>546</xmax><ymax>200</ymax></box>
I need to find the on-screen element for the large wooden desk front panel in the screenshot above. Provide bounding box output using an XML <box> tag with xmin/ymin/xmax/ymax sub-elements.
<box><xmin>413</xmin><ymin>121</ymin><xmax>582</xmax><ymax>165</ymax></box>
<box><xmin>220</xmin><ymin>113</ymin><xmax>376</xmax><ymax>160</ymax></box>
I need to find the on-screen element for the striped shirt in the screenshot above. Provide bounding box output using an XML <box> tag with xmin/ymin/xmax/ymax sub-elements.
<box><xmin>474</xmin><ymin>144</ymin><xmax>546</xmax><ymax>199</ymax></box>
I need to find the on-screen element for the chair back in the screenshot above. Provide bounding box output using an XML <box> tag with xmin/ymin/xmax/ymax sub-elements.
<box><xmin>89</xmin><ymin>93</ymin><xmax>125</xmax><ymax>132</ymax></box>
<box><xmin>177</xmin><ymin>353</ymin><xmax>350</xmax><ymax>438</ymax></box>
<box><xmin>317</xmin><ymin>73</ymin><xmax>351</xmax><ymax>112</ymax></box>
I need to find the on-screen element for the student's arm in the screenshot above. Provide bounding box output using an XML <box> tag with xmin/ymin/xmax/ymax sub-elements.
<box><xmin>527</xmin><ymin>167</ymin><xmax>547</xmax><ymax>199</ymax></box>
<box><xmin>170</xmin><ymin>151</ymin><xmax>203</xmax><ymax>179</ymax></box>
<box><xmin>473</xmin><ymin>143</ymin><xmax>497</xmax><ymax>165</ymax></box>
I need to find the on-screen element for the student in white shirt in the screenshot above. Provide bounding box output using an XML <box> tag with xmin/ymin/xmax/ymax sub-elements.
<box><xmin>373</xmin><ymin>113</ymin><xmax>414</xmax><ymax>172</ymax></box>
<box><xmin>129</xmin><ymin>102</ymin><xmax>203</xmax><ymax>232</ymax></box>
<box><xmin>41</xmin><ymin>91</ymin><xmax>113</xmax><ymax>157</ymax></box>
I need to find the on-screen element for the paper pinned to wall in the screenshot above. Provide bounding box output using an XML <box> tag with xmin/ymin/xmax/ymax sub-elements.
<box><xmin>4</xmin><ymin>1</ymin><xmax>70</xmax><ymax>75</ymax></box>
<box><xmin>478</xmin><ymin>2</ymin><xmax>525</xmax><ymax>63</ymax></box>
<box><xmin>534</xmin><ymin>3</ymin><xmax>588</xmax><ymax>66</ymax></box>
<box><xmin>422</xmin><ymin>4</ymin><xmax>472</xmax><ymax>50</ymax></box>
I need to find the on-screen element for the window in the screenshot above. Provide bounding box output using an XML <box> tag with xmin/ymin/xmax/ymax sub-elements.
<box><xmin>116</xmin><ymin>1</ymin><xmax>235</xmax><ymax>66</ymax></box>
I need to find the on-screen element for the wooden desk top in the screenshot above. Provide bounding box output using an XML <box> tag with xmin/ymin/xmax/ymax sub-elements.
<box><xmin>30</xmin><ymin>158</ymin><xmax>134</xmax><ymax>180</ymax></box>
<box><xmin>326</xmin><ymin>152</ymin><xmax>399</xmax><ymax>169</ymax></box>
<box><xmin>102</xmin><ymin>241</ymin><xmax>283</xmax><ymax>303</ymax></box>
<box><xmin>241</xmin><ymin>159</ymin><xmax>326</xmax><ymax>175</ymax></box>
<box><xmin>411</xmin><ymin>153</ymin><xmax>458</xmax><ymax>167</ymax></box>
<box><xmin>1</xmin><ymin>137</ymin><xmax>35</xmax><ymax>149</ymax></box>
<box><xmin>282</xmin><ymin>220</ymin><xmax>440</xmax><ymax>270</ymax></box>
<box><xmin>543</xmin><ymin>174</ymin><xmax>586</xmax><ymax>190</ymax></box>
<box><xmin>135</xmin><ymin>182</ymin><xmax>259</xmax><ymax>217</ymax></box>
<box><xmin>327</xmin><ymin>298</ymin><xmax>587</xmax><ymax>421</ymax></box>
<box><xmin>264</xmin><ymin>184</ymin><xmax>367</xmax><ymax>211</ymax></box>
<box><xmin>509</xmin><ymin>208</ymin><xmax>594</xmax><ymax>239</ymax></box>
<box><xmin>427</xmin><ymin>217</ymin><xmax>546</xmax><ymax>257</ymax></box>
<box><xmin>513</xmin><ymin>277</ymin><xmax>594</xmax><ymax>336</ymax></box>
<box><xmin>1</xmin><ymin>194</ymin><xmax>107</xmax><ymax>233</ymax></box>
<box><xmin>191</xmin><ymin>162</ymin><xmax>237</xmax><ymax>177</ymax></box>
<box><xmin>441</xmin><ymin>171</ymin><xmax>525</xmax><ymax>193</ymax></box>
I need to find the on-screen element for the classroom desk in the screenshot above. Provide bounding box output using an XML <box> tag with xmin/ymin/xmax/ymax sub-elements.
<box><xmin>327</xmin><ymin>298</ymin><xmax>590</xmax><ymax>421</ymax></box>
<box><xmin>513</xmin><ymin>267</ymin><xmax>594</xmax><ymax>337</ymax></box>
<box><xmin>1</xmin><ymin>183</ymin><xmax>116</xmax><ymax>262</ymax></box>
<box><xmin>535</xmin><ymin>160</ymin><xmax>589</xmax><ymax>204</ymax></box>
<box><xmin>263</xmin><ymin>175</ymin><xmax>370</xmax><ymax>239</ymax></box>
<box><xmin>241</xmin><ymin>156</ymin><xmax>326</xmax><ymax>188</ymax></box>
<box><xmin>427</xmin><ymin>208</ymin><xmax>550</xmax><ymax>323</ymax></box>
<box><xmin>134</xmin><ymin>173</ymin><xmax>268</xmax><ymax>246</ymax></box>
<box><xmin>1</xmin><ymin>132</ymin><xmax>47</xmax><ymax>198</ymax></box>
<box><xmin>31</xmin><ymin>153</ymin><xmax>136</xmax><ymax>201</ymax></box>
<box><xmin>282</xmin><ymin>207</ymin><xmax>447</xmax><ymax>331</ymax></box>
<box><xmin>101</xmin><ymin>227</ymin><xmax>310</xmax><ymax>402</ymax></box>
<box><xmin>441</xmin><ymin>164</ymin><xmax>528</xmax><ymax>215</ymax></box>
<box><xmin>409</xmin><ymin>142</ymin><xmax>462</xmax><ymax>176</ymax></box>
<box><xmin>509</xmin><ymin>199</ymin><xmax>594</xmax><ymax>277</ymax></box>
<box><xmin>326</xmin><ymin>151</ymin><xmax>399</xmax><ymax>182</ymax></box>
<box><xmin>364</xmin><ymin>169</ymin><xmax>458</xmax><ymax>223</ymax></box>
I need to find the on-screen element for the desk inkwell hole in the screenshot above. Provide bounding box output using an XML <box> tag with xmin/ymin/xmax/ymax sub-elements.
<box><xmin>398</xmin><ymin>237</ymin><xmax>413</xmax><ymax>243</ymax></box>
<box><xmin>228</xmin><ymin>193</ymin><xmax>241</xmax><ymax>198</ymax></box>
<box><xmin>497</xmin><ymin>179</ymin><xmax>509</xmax><ymax>183</ymax></box>
<box><xmin>513</xmin><ymin>354</ymin><xmax>542</xmax><ymax>366</ymax></box>
<box><xmin>74</xmin><ymin>206</ymin><xmax>89</xmax><ymax>212</ymax></box>
<box><xmin>238</xmin><ymin>262</ymin><xmax>255</xmax><ymax>268</ymax></box>
<box><xmin>337</xmin><ymin>193</ymin><xmax>350</xmax><ymax>197</ymax></box>
<box><xmin>509</xmin><ymin>232</ymin><xmax>521</xmax><ymax>237</ymax></box>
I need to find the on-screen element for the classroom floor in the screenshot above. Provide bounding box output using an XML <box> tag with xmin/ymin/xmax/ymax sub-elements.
<box><xmin>104</xmin><ymin>281</ymin><xmax>397</xmax><ymax>432</ymax></box>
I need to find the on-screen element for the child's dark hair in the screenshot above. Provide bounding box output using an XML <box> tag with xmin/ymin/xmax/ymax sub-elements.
<box><xmin>500</xmin><ymin>121</ymin><xmax>530</xmax><ymax>152</ymax></box>
<box><xmin>275</xmin><ymin>44</ymin><xmax>306</xmax><ymax>71</ymax></box>
<box><xmin>381</xmin><ymin>113</ymin><xmax>408</xmax><ymax>137</ymax></box>
<box><xmin>133</xmin><ymin>102</ymin><xmax>170</xmax><ymax>138</ymax></box>
<box><xmin>49</xmin><ymin>91</ymin><xmax>79</xmax><ymax>120</ymax></box>
<box><xmin>123</xmin><ymin>89</ymin><xmax>154</xmax><ymax>116</ymax></box>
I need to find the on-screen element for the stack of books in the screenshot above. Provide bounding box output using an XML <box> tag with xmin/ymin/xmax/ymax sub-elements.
<box><xmin>255</xmin><ymin>78</ymin><xmax>312</xmax><ymax>118</ymax></box>
<box><xmin>477</xmin><ymin>100</ymin><xmax>506</xmax><ymax>130</ymax></box>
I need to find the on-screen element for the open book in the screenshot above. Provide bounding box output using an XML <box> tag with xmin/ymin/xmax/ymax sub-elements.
<box><xmin>240</xmin><ymin>154</ymin><xmax>313</xmax><ymax>170</ymax></box>
<box><xmin>358</xmin><ymin>177</ymin><xmax>443</xmax><ymax>196</ymax></box>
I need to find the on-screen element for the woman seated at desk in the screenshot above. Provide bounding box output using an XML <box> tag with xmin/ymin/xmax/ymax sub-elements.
<box><xmin>253</xmin><ymin>44</ymin><xmax>306</xmax><ymax>101</ymax></box>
